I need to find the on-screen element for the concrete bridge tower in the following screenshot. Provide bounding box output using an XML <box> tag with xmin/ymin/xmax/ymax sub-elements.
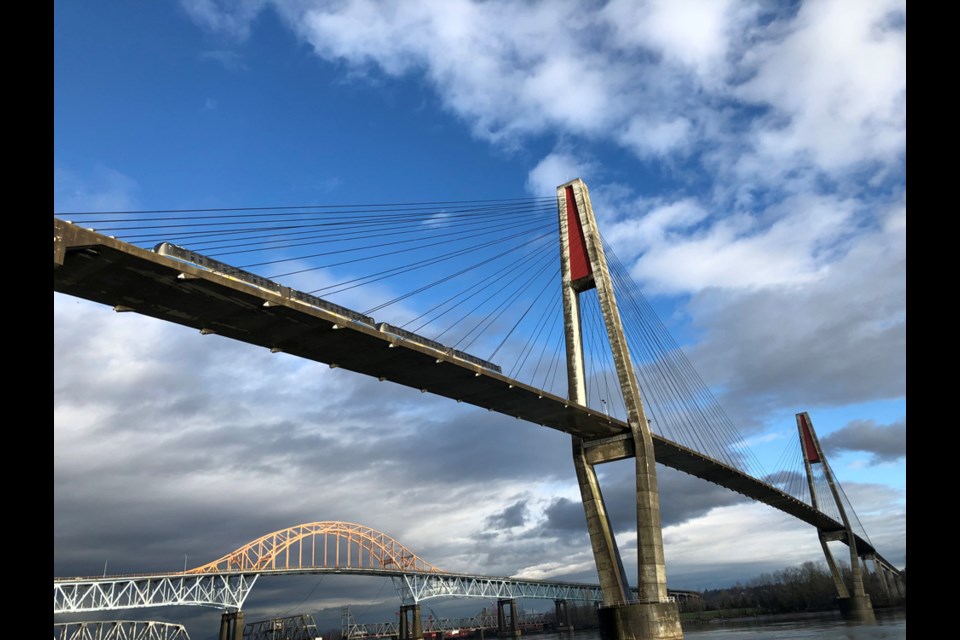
<box><xmin>796</xmin><ymin>411</ymin><xmax>876</xmax><ymax>623</ymax></box>
<box><xmin>558</xmin><ymin>179</ymin><xmax>683</xmax><ymax>640</ymax></box>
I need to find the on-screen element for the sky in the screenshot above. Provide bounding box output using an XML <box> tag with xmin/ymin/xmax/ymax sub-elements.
<box><xmin>53</xmin><ymin>1</ymin><xmax>906</xmax><ymax>638</ymax></box>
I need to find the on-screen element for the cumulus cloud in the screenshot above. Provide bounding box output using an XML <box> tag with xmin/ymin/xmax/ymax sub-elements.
<box><xmin>179</xmin><ymin>1</ymin><xmax>903</xmax><ymax>188</ymax></box>
<box><xmin>525</xmin><ymin>151</ymin><xmax>595</xmax><ymax>197</ymax></box>
<box><xmin>732</xmin><ymin>0</ymin><xmax>906</xmax><ymax>174</ymax></box>
<box><xmin>681</xmin><ymin>201</ymin><xmax>905</xmax><ymax>426</ymax></box>
<box><xmin>821</xmin><ymin>418</ymin><xmax>906</xmax><ymax>465</ymax></box>
<box><xmin>54</xmin><ymin>295</ymin><xmax>581</xmax><ymax>578</ymax></box>
<box><xmin>484</xmin><ymin>500</ymin><xmax>530</xmax><ymax>531</ymax></box>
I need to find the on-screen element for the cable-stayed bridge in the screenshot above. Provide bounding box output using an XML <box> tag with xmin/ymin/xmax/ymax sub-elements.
<box><xmin>53</xmin><ymin>181</ymin><xmax>903</xmax><ymax>639</ymax></box>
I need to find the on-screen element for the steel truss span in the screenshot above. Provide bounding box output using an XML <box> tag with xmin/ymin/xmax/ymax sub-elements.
<box><xmin>392</xmin><ymin>574</ymin><xmax>603</xmax><ymax>604</ymax></box>
<box><xmin>53</xmin><ymin>621</ymin><xmax>190</xmax><ymax>640</ymax></box>
<box><xmin>245</xmin><ymin>614</ymin><xmax>320</xmax><ymax>640</ymax></box>
<box><xmin>53</xmin><ymin>574</ymin><xmax>258</xmax><ymax>614</ymax></box>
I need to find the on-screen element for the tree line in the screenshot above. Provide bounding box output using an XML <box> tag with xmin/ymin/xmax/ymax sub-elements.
<box><xmin>693</xmin><ymin>560</ymin><xmax>905</xmax><ymax>614</ymax></box>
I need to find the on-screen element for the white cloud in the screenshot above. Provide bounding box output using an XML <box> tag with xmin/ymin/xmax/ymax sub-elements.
<box><xmin>525</xmin><ymin>151</ymin><xmax>593</xmax><ymax>196</ymax></box>
<box><xmin>619</xmin><ymin>116</ymin><xmax>694</xmax><ymax>158</ymax></box>
<box><xmin>682</xmin><ymin>200</ymin><xmax>905</xmax><ymax>420</ymax></box>
<box><xmin>605</xmin><ymin>198</ymin><xmax>709</xmax><ymax>257</ymax></box>
<box><xmin>609</xmin><ymin>193</ymin><xmax>857</xmax><ymax>295</ymax></box>
<box><xmin>177</xmin><ymin>0</ymin><xmax>904</xmax><ymax>210</ymax></box>
<box><xmin>601</xmin><ymin>0</ymin><xmax>747</xmax><ymax>86</ymax></box>
<box><xmin>179</xmin><ymin>0</ymin><xmax>269</xmax><ymax>41</ymax></box>
<box><xmin>732</xmin><ymin>0</ymin><xmax>906</xmax><ymax>174</ymax></box>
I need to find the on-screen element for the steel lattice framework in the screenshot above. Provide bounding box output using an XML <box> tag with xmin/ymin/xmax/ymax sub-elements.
<box><xmin>188</xmin><ymin>521</ymin><xmax>439</xmax><ymax>574</ymax></box>
<box><xmin>53</xmin><ymin>621</ymin><xmax>190</xmax><ymax>640</ymax></box>
<box><xmin>244</xmin><ymin>614</ymin><xmax>320</xmax><ymax>640</ymax></box>
<box><xmin>391</xmin><ymin>573</ymin><xmax>604</xmax><ymax>604</ymax></box>
<box><xmin>53</xmin><ymin>574</ymin><xmax>258</xmax><ymax>614</ymax></box>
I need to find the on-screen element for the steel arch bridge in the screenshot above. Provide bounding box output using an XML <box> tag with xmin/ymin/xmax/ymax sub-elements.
<box><xmin>53</xmin><ymin>521</ymin><xmax>605</xmax><ymax>614</ymax></box>
<box><xmin>186</xmin><ymin>521</ymin><xmax>439</xmax><ymax>575</ymax></box>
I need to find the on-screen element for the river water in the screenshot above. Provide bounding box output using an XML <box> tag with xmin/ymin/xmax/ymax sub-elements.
<box><xmin>534</xmin><ymin>609</ymin><xmax>906</xmax><ymax>640</ymax></box>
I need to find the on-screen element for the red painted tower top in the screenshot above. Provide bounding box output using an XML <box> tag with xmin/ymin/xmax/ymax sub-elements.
<box><xmin>564</xmin><ymin>185</ymin><xmax>594</xmax><ymax>288</ymax></box>
<box><xmin>798</xmin><ymin>412</ymin><xmax>821</xmax><ymax>464</ymax></box>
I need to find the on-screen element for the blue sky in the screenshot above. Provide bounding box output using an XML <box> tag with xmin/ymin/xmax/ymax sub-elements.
<box><xmin>54</xmin><ymin>1</ymin><xmax>905</xmax><ymax>637</ymax></box>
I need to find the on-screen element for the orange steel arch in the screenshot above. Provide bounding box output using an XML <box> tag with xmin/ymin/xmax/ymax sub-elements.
<box><xmin>186</xmin><ymin>522</ymin><xmax>441</xmax><ymax>574</ymax></box>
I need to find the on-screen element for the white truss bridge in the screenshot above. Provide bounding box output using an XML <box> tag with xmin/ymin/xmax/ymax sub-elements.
<box><xmin>54</xmin><ymin>570</ymin><xmax>605</xmax><ymax>614</ymax></box>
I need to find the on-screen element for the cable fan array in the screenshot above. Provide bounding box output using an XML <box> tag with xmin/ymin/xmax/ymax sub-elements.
<box><xmin>765</xmin><ymin>431</ymin><xmax>874</xmax><ymax>545</ymax></box>
<box><xmin>58</xmin><ymin>196</ymin><xmax>769</xmax><ymax>480</ymax></box>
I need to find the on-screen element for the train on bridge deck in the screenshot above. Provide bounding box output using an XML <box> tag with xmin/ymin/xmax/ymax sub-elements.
<box><xmin>152</xmin><ymin>242</ymin><xmax>502</xmax><ymax>374</ymax></box>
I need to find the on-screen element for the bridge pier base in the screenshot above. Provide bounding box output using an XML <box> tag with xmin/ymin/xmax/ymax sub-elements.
<box><xmin>597</xmin><ymin>602</ymin><xmax>683</xmax><ymax>640</ymax></box>
<box><xmin>400</xmin><ymin>604</ymin><xmax>424</xmax><ymax>640</ymax></box>
<box><xmin>497</xmin><ymin>599</ymin><xmax>521</xmax><ymax>639</ymax></box>
<box><xmin>838</xmin><ymin>595</ymin><xmax>876</xmax><ymax>624</ymax></box>
<box><xmin>554</xmin><ymin>599</ymin><xmax>574</xmax><ymax>633</ymax></box>
<box><xmin>218</xmin><ymin>611</ymin><xmax>244</xmax><ymax>640</ymax></box>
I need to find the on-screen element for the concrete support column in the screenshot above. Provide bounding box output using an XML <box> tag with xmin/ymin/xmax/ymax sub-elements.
<box><xmin>871</xmin><ymin>557</ymin><xmax>891</xmax><ymax>599</ymax></box>
<box><xmin>497</xmin><ymin>599</ymin><xmax>520</xmax><ymax>639</ymax></box>
<box><xmin>558</xmin><ymin>179</ymin><xmax>683</xmax><ymax>640</ymax></box>
<box><xmin>838</xmin><ymin>596</ymin><xmax>875</xmax><ymax>622</ymax></box>
<box><xmin>219</xmin><ymin>611</ymin><xmax>244</xmax><ymax>640</ymax></box>
<box><xmin>891</xmin><ymin>570</ymin><xmax>905</xmax><ymax>598</ymax></box>
<box><xmin>554</xmin><ymin>599</ymin><xmax>574</xmax><ymax>633</ymax></box>
<box><xmin>796</xmin><ymin>412</ymin><xmax>875</xmax><ymax>624</ymax></box>
<box><xmin>818</xmin><ymin>532</ymin><xmax>849</xmax><ymax>598</ymax></box>
<box><xmin>597</xmin><ymin>603</ymin><xmax>684</xmax><ymax>640</ymax></box>
<box><xmin>863</xmin><ymin>555</ymin><xmax>890</xmax><ymax>602</ymax></box>
<box><xmin>572</xmin><ymin>438</ymin><xmax>632</xmax><ymax>603</ymax></box>
<box><xmin>400</xmin><ymin>605</ymin><xmax>424</xmax><ymax>640</ymax></box>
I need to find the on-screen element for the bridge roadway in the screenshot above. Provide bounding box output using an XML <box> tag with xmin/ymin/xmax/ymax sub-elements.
<box><xmin>53</xmin><ymin>567</ymin><xmax>606</xmax><ymax>613</ymax></box>
<box><xmin>52</xmin><ymin>220</ymin><xmax>894</xmax><ymax>569</ymax></box>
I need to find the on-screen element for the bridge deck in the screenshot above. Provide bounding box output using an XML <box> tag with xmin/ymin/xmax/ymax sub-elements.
<box><xmin>53</xmin><ymin>220</ymin><xmax>887</xmax><ymax>562</ymax></box>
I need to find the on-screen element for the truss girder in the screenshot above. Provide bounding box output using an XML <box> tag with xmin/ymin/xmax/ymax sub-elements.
<box><xmin>53</xmin><ymin>621</ymin><xmax>190</xmax><ymax>640</ymax></box>
<box><xmin>53</xmin><ymin>574</ymin><xmax>258</xmax><ymax>614</ymax></box>
<box><xmin>392</xmin><ymin>574</ymin><xmax>603</xmax><ymax>604</ymax></box>
<box><xmin>245</xmin><ymin>614</ymin><xmax>319</xmax><ymax>640</ymax></box>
